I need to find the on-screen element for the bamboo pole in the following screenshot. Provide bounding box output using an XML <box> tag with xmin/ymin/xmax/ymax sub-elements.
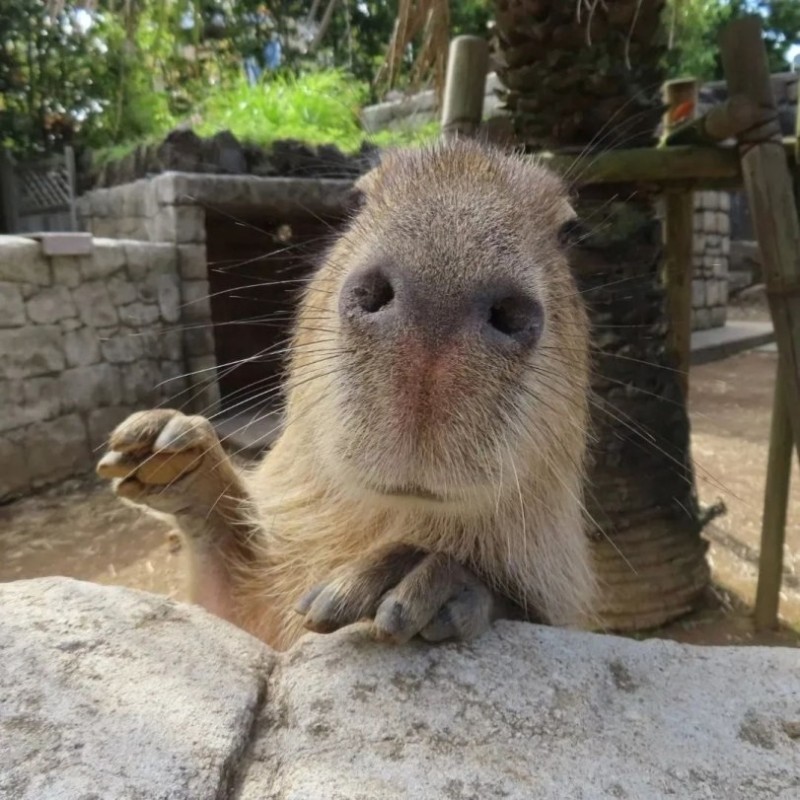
<box><xmin>440</xmin><ymin>36</ymin><xmax>488</xmax><ymax>139</ymax></box>
<box><xmin>662</xmin><ymin>79</ymin><xmax>698</xmax><ymax>399</ymax></box>
<box><xmin>720</xmin><ymin>16</ymin><xmax>800</xmax><ymax>630</ymax></box>
<box><xmin>754</xmin><ymin>363</ymin><xmax>793</xmax><ymax>629</ymax></box>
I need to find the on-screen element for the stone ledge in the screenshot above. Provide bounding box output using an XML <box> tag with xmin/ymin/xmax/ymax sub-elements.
<box><xmin>2</xmin><ymin>578</ymin><xmax>799</xmax><ymax>800</ymax></box>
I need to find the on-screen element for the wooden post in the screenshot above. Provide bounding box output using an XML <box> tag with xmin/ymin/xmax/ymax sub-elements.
<box><xmin>0</xmin><ymin>150</ymin><xmax>19</xmax><ymax>233</ymax></box>
<box><xmin>661</xmin><ymin>78</ymin><xmax>698</xmax><ymax>398</ymax></box>
<box><xmin>720</xmin><ymin>18</ymin><xmax>800</xmax><ymax>454</ymax></box>
<box><xmin>65</xmin><ymin>146</ymin><xmax>78</xmax><ymax>232</ymax></box>
<box><xmin>440</xmin><ymin>36</ymin><xmax>489</xmax><ymax>139</ymax></box>
<box><xmin>664</xmin><ymin>95</ymin><xmax>770</xmax><ymax>146</ymax></box>
<box><xmin>754</xmin><ymin>362</ymin><xmax>793</xmax><ymax>628</ymax></box>
<box><xmin>720</xmin><ymin>16</ymin><xmax>800</xmax><ymax>630</ymax></box>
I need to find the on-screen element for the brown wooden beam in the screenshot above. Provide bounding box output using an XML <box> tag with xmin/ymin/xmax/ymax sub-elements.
<box><xmin>664</xmin><ymin>95</ymin><xmax>769</xmax><ymax>146</ymax></box>
<box><xmin>538</xmin><ymin>139</ymin><xmax>796</xmax><ymax>189</ymax></box>
<box><xmin>720</xmin><ymin>15</ymin><xmax>800</xmax><ymax>630</ymax></box>
<box><xmin>661</xmin><ymin>79</ymin><xmax>698</xmax><ymax>399</ymax></box>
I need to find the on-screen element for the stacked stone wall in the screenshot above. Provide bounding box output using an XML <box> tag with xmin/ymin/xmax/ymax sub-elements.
<box><xmin>0</xmin><ymin>236</ymin><xmax>197</xmax><ymax>500</ymax></box>
<box><xmin>691</xmin><ymin>191</ymin><xmax>730</xmax><ymax>331</ymax></box>
<box><xmin>77</xmin><ymin>175</ymin><xmax>218</xmax><ymax>414</ymax></box>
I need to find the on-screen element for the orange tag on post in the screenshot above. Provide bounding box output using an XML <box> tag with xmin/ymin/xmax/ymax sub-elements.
<box><xmin>671</xmin><ymin>100</ymin><xmax>695</xmax><ymax>124</ymax></box>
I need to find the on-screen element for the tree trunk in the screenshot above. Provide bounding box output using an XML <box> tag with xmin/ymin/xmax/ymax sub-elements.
<box><xmin>494</xmin><ymin>0</ymin><xmax>710</xmax><ymax>630</ymax></box>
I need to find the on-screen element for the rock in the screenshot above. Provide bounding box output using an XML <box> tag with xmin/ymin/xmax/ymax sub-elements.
<box><xmin>86</xmin><ymin>405</ymin><xmax>136</xmax><ymax>451</ymax></box>
<box><xmin>207</xmin><ymin>130</ymin><xmax>247</xmax><ymax>174</ymax></box>
<box><xmin>137</xmin><ymin>273</ymin><xmax>181</xmax><ymax>323</ymax></box>
<box><xmin>107</xmin><ymin>275</ymin><xmax>138</xmax><ymax>306</ymax></box>
<box><xmin>50</xmin><ymin>257</ymin><xmax>83</xmax><ymax>288</ymax></box>
<box><xmin>72</xmin><ymin>282</ymin><xmax>119</xmax><ymax>328</ymax></box>
<box><xmin>693</xmin><ymin>307</ymin><xmax>712</xmax><ymax>330</ymax></box>
<box><xmin>26</xmin><ymin>285</ymin><xmax>77</xmax><ymax>324</ymax></box>
<box><xmin>60</xmin><ymin>364</ymin><xmax>123</xmax><ymax>412</ymax></box>
<box><xmin>2</xmin><ymin>579</ymin><xmax>800</xmax><ymax>800</ymax></box>
<box><xmin>0</xmin><ymin>281</ymin><xmax>26</xmax><ymax>326</ymax></box>
<box><xmin>158</xmin><ymin>127</ymin><xmax>206</xmax><ymax>172</ymax></box>
<box><xmin>0</xmin><ymin>578</ymin><xmax>270</xmax><ymax>800</ymax></box>
<box><xmin>118</xmin><ymin>301</ymin><xmax>160</xmax><ymax>327</ymax></box>
<box><xmin>98</xmin><ymin>328</ymin><xmax>158</xmax><ymax>366</ymax></box>
<box><xmin>181</xmin><ymin>279</ymin><xmax>213</xmax><ymax>321</ymax></box>
<box><xmin>174</xmin><ymin>207</ymin><xmax>206</xmax><ymax>244</ymax></box>
<box><xmin>157</xmin><ymin>328</ymin><xmax>184</xmax><ymax>361</ymax></box>
<box><xmin>0</xmin><ymin>379</ymin><xmax>28</xmax><ymax>433</ymax></box>
<box><xmin>707</xmin><ymin>279</ymin><xmax>721</xmax><ymax>306</ymax></box>
<box><xmin>0</xmin><ymin>237</ymin><xmax>51</xmax><ymax>284</ymax></box>
<box><xmin>23</xmin><ymin>376</ymin><xmax>62</xmax><ymax>422</ymax></box>
<box><xmin>83</xmin><ymin>240</ymin><xmax>126</xmax><ymax>280</ymax></box>
<box><xmin>124</xmin><ymin>241</ymin><xmax>159</xmax><ymax>281</ymax></box>
<box><xmin>736</xmin><ymin>283</ymin><xmax>767</xmax><ymax>306</ymax></box>
<box><xmin>185</xmin><ymin>324</ymin><xmax>215</xmax><ymax>357</ymax></box>
<box><xmin>710</xmin><ymin>305</ymin><xmax>727</xmax><ymax>328</ymax></box>
<box><xmin>23</xmin><ymin>413</ymin><xmax>91</xmax><ymax>483</ymax></box>
<box><xmin>120</xmin><ymin>358</ymin><xmax>163</xmax><ymax>405</ymax></box>
<box><xmin>0</xmin><ymin>434</ymin><xmax>29</xmax><ymax>499</ymax></box>
<box><xmin>157</xmin><ymin>274</ymin><xmax>182</xmax><ymax>323</ymax></box>
<box><xmin>691</xmin><ymin>279</ymin><xmax>705</xmax><ymax>309</ymax></box>
<box><xmin>178</xmin><ymin>244</ymin><xmax>208</xmax><ymax>280</ymax></box>
<box><xmin>64</xmin><ymin>328</ymin><xmax>100</xmax><ymax>367</ymax></box>
<box><xmin>0</xmin><ymin>325</ymin><xmax>65</xmax><ymax>379</ymax></box>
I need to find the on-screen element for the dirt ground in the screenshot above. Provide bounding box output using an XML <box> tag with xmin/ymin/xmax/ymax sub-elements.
<box><xmin>2</xmin><ymin>308</ymin><xmax>799</xmax><ymax>648</ymax></box>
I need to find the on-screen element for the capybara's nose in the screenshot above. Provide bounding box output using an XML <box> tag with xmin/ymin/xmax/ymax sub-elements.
<box><xmin>339</xmin><ymin>265</ymin><xmax>543</xmax><ymax>350</ymax></box>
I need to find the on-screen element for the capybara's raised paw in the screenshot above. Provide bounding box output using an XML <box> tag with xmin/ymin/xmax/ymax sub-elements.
<box><xmin>97</xmin><ymin>409</ymin><xmax>227</xmax><ymax>516</ymax></box>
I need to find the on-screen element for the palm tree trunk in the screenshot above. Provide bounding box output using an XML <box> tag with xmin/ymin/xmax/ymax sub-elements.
<box><xmin>494</xmin><ymin>0</ymin><xmax>710</xmax><ymax>630</ymax></box>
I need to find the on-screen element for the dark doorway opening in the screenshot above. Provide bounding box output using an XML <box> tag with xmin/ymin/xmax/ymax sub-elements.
<box><xmin>205</xmin><ymin>209</ymin><xmax>346</xmax><ymax>415</ymax></box>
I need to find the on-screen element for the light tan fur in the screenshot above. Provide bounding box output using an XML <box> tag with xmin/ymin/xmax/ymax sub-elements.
<box><xmin>99</xmin><ymin>139</ymin><xmax>595</xmax><ymax>651</ymax></box>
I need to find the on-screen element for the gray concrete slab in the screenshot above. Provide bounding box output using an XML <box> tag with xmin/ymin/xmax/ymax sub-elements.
<box><xmin>213</xmin><ymin>409</ymin><xmax>282</xmax><ymax>459</ymax></box>
<box><xmin>690</xmin><ymin>320</ymin><xmax>774</xmax><ymax>365</ymax></box>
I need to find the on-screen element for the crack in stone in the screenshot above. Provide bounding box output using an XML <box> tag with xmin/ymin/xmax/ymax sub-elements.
<box><xmin>218</xmin><ymin>651</ymin><xmax>276</xmax><ymax>800</ymax></box>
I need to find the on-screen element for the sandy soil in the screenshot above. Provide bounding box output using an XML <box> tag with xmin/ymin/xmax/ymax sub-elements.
<box><xmin>2</xmin><ymin>326</ymin><xmax>798</xmax><ymax>647</ymax></box>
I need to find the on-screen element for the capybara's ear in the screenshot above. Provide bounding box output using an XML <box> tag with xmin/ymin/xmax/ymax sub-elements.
<box><xmin>353</xmin><ymin>164</ymin><xmax>380</xmax><ymax>198</ymax></box>
<box><xmin>345</xmin><ymin>163</ymin><xmax>383</xmax><ymax>214</ymax></box>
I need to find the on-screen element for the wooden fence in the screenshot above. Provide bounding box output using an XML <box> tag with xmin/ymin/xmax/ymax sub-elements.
<box><xmin>444</xmin><ymin>17</ymin><xmax>799</xmax><ymax>631</ymax></box>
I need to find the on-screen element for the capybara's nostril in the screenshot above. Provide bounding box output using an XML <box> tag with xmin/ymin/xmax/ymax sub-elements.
<box><xmin>340</xmin><ymin>267</ymin><xmax>395</xmax><ymax>321</ymax></box>
<box><xmin>486</xmin><ymin>293</ymin><xmax>544</xmax><ymax>348</ymax></box>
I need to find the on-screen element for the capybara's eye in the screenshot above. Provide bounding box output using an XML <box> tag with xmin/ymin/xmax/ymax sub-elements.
<box><xmin>557</xmin><ymin>218</ymin><xmax>587</xmax><ymax>248</ymax></box>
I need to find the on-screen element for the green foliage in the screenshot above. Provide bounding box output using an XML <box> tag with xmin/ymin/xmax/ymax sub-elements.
<box><xmin>0</xmin><ymin>1</ymin><xmax>454</xmax><ymax>156</ymax></box>
<box><xmin>195</xmin><ymin>71</ymin><xmax>368</xmax><ymax>148</ymax></box>
<box><xmin>193</xmin><ymin>71</ymin><xmax>438</xmax><ymax>151</ymax></box>
<box><xmin>666</xmin><ymin>0</ymin><xmax>800</xmax><ymax>80</ymax></box>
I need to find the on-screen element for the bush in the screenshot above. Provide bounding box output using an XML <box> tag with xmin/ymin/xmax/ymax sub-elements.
<box><xmin>192</xmin><ymin>70</ymin><xmax>439</xmax><ymax>153</ymax></box>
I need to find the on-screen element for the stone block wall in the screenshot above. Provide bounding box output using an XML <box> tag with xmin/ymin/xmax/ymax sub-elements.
<box><xmin>691</xmin><ymin>191</ymin><xmax>730</xmax><ymax>331</ymax></box>
<box><xmin>77</xmin><ymin>175</ymin><xmax>219</xmax><ymax>415</ymax></box>
<box><xmin>0</xmin><ymin>236</ymin><xmax>213</xmax><ymax>500</ymax></box>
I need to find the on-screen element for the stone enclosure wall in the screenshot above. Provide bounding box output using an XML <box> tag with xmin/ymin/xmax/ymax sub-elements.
<box><xmin>0</xmin><ymin>235</ymin><xmax>213</xmax><ymax>500</ymax></box>
<box><xmin>691</xmin><ymin>190</ymin><xmax>730</xmax><ymax>331</ymax></box>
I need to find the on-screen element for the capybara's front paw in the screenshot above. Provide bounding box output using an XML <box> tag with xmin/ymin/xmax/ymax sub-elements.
<box><xmin>96</xmin><ymin>409</ymin><xmax>226</xmax><ymax>516</ymax></box>
<box><xmin>295</xmin><ymin>544</ymin><xmax>497</xmax><ymax>644</ymax></box>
